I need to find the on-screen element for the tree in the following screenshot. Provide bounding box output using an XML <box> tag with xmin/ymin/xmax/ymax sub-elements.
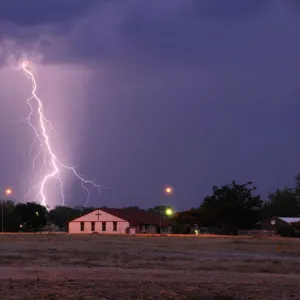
<box><xmin>0</xmin><ymin>200</ymin><xmax>19</xmax><ymax>232</ymax></box>
<box><xmin>199</xmin><ymin>181</ymin><xmax>262</xmax><ymax>234</ymax></box>
<box><xmin>48</xmin><ymin>206</ymin><xmax>81</xmax><ymax>230</ymax></box>
<box><xmin>148</xmin><ymin>205</ymin><xmax>171</xmax><ymax>214</ymax></box>
<box><xmin>294</xmin><ymin>174</ymin><xmax>300</xmax><ymax>212</ymax></box>
<box><xmin>15</xmin><ymin>202</ymin><xmax>48</xmax><ymax>231</ymax></box>
<box><xmin>263</xmin><ymin>187</ymin><xmax>299</xmax><ymax>218</ymax></box>
<box><xmin>295</xmin><ymin>173</ymin><xmax>300</xmax><ymax>195</ymax></box>
<box><xmin>123</xmin><ymin>206</ymin><xmax>140</xmax><ymax>210</ymax></box>
<box><xmin>172</xmin><ymin>208</ymin><xmax>201</xmax><ymax>234</ymax></box>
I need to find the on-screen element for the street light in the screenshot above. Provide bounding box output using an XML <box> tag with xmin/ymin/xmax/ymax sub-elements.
<box><xmin>165</xmin><ymin>208</ymin><xmax>173</xmax><ymax>216</ymax></box>
<box><xmin>159</xmin><ymin>186</ymin><xmax>174</xmax><ymax>234</ymax></box>
<box><xmin>5</xmin><ymin>189</ymin><xmax>12</xmax><ymax>196</ymax></box>
<box><xmin>2</xmin><ymin>188</ymin><xmax>13</xmax><ymax>233</ymax></box>
<box><xmin>159</xmin><ymin>207</ymin><xmax>174</xmax><ymax>234</ymax></box>
<box><xmin>164</xmin><ymin>186</ymin><xmax>173</xmax><ymax>195</ymax></box>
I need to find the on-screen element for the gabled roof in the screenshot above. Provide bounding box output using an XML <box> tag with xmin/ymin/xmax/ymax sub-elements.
<box><xmin>278</xmin><ymin>217</ymin><xmax>300</xmax><ymax>224</ymax></box>
<box><xmin>100</xmin><ymin>207</ymin><xmax>171</xmax><ymax>227</ymax></box>
<box><xmin>70</xmin><ymin>207</ymin><xmax>172</xmax><ymax>227</ymax></box>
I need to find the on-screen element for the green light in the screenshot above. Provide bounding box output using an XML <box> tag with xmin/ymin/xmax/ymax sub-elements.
<box><xmin>165</xmin><ymin>208</ymin><xmax>173</xmax><ymax>216</ymax></box>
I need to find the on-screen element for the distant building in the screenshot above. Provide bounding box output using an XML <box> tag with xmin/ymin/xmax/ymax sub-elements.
<box><xmin>68</xmin><ymin>207</ymin><xmax>172</xmax><ymax>234</ymax></box>
<box><xmin>261</xmin><ymin>217</ymin><xmax>300</xmax><ymax>237</ymax></box>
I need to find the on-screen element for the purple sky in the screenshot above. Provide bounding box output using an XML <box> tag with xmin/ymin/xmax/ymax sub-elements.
<box><xmin>0</xmin><ymin>0</ymin><xmax>300</xmax><ymax>210</ymax></box>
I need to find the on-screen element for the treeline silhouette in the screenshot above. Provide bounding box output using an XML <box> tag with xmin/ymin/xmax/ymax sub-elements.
<box><xmin>1</xmin><ymin>175</ymin><xmax>300</xmax><ymax>235</ymax></box>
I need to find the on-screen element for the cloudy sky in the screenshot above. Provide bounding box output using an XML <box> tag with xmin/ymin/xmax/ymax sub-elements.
<box><xmin>0</xmin><ymin>0</ymin><xmax>300</xmax><ymax>210</ymax></box>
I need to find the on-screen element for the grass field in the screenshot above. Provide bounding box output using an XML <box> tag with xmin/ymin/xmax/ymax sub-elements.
<box><xmin>0</xmin><ymin>234</ymin><xmax>300</xmax><ymax>299</ymax></box>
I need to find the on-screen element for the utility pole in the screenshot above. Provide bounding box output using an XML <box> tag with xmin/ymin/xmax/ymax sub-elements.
<box><xmin>159</xmin><ymin>208</ymin><xmax>162</xmax><ymax>234</ymax></box>
<box><xmin>2</xmin><ymin>188</ymin><xmax>13</xmax><ymax>234</ymax></box>
<box><xmin>1</xmin><ymin>199</ymin><xmax>3</xmax><ymax>234</ymax></box>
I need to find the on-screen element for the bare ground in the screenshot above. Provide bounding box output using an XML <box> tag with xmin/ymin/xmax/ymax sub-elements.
<box><xmin>0</xmin><ymin>234</ymin><xmax>300</xmax><ymax>299</ymax></box>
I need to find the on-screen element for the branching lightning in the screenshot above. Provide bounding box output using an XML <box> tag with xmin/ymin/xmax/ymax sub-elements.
<box><xmin>18</xmin><ymin>61</ymin><xmax>101</xmax><ymax>208</ymax></box>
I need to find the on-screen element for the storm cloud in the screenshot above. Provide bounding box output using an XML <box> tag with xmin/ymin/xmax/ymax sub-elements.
<box><xmin>0</xmin><ymin>0</ymin><xmax>300</xmax><ymax>209</ymax></box>
<box><xmin>0</xmin><ymin>0</ymin><xmax>97</xmax><ymax>26</ymax></box>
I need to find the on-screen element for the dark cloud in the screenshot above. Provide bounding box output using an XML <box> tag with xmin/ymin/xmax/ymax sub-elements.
<box><xmin>0</xmin><ymin>0</ymin><xmax>102</xmax><ymax>66</ymax></box>
<box><xmin>1</xmin><ymin>0</ymin><xmax>300</xmax><ymax>209</ymax></box>
<box><xmin>1</xmin><ymin>0</ymin><xmax>299</xmax><ymax>66</ymax></box>
<box><xmin>192</xmin><ymin>0</ymin><xmax>271</xmax><ymax>19</ymax></box>
<box><xmin>46</xmin><ymin>0</ymin><xmax>299</xmax><ymax>71</ymax></box>
<box><xmin>0</xmin><ymin>0</ymin><xmax>97</xmax><ymax>26</ymax></box>
<box><xmin>288</xmin><ymin>0</ymin><xmax>300</xmax><ymax>15</ymax></box>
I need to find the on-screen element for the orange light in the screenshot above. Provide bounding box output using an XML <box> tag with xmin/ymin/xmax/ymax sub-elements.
<box><xmin>164</xmin><ymin>186</ymin><xmax>173</xmax><ymax>194</ymax></box>
<box><xmin>5</xmin><ymin>188</ymin><xmax>12</xmax><ymax>195</ymax></box>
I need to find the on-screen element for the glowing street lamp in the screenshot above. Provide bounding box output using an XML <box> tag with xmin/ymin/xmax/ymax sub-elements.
<box><xmin>159</xmin><ymin>207</ymin><xmax>174</xmax><ymax>234</ymax></box>
<box><xmin>159</xmin><ymin>187</ymin><xmax>174</xmax><ymax>234</ymax></box>
<box><xmin>165</xmin><ymin>208</ymin><xmax>173</xmax><ymax>216</ymax></box>
<box><xmin>164</xmin><ymin>186</ymin><xmax>173</xmax><ymax>195</ymax></box>
<box><xmin>5</xmin><ymin>188</ymin><xmax>12</xmax><ymax>196</ymax></box>
<box><xmin>2</xmin><ymin>188</ymin><xmax>13</xmax><ymax>233</ymax></box>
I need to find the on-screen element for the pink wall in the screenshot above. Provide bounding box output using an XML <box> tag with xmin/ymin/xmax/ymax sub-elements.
<box><xmin>68</xmin><ymin>209</ymin><xmax>130</xmax><ymax>234</ymax></box>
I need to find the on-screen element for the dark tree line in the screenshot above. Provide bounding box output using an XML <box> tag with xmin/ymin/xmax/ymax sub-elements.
<box><xmin>0</xmin><ymin>201</ymin><xmax>48</xmax><ymax>232</ymax></box>
<box><xmin>1</xmin><ymin>175</ymin><xmax>299</xmax><ymax>234</ymax></box>
<box><xmin>0</xmin><ymin>202</ymin><xmax>95</xmax><ymax>232</ymax></box>
<box><xmin>172</xmin><ymin>176</ymin><xmax>300</xmax><ymax>235</ymax></box>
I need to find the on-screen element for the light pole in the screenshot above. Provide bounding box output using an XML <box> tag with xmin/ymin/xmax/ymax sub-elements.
<box><xmin>159</xmin><ymin>207</ymin><xmax>173</xmax><ymax>234</ymax></box>
<box><xmin>159</xmin><ymin>186</ymin><xmax>173</xmax><ymax>234</ymax></box>
<box><xmin>159</xmin><ymin>209</ymin><xmax>162</xmax><ymax>233</ymax></box>
<box><xmin>2</xmin><ymin>188</ymin><xmax>12</xmax><ymax>233</ymax></box>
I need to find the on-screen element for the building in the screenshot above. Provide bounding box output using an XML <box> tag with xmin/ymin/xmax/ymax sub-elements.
<box><xmin>68</xmin><ymin>207</ymin><xmax>172</xmax><ymax>234</ymax></box>
<box><xmin>261</xmin><ymin>217</ymin><xmax>300</xmax><ymax>237</ymax></box>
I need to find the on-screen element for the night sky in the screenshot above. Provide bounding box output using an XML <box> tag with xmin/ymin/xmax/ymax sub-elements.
<box><xmin>0</xmin><ymin>0</ymin><xmax>300</xmax><ymax>211</ymax></box>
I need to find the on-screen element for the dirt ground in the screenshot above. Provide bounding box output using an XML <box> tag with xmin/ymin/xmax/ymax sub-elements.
<box><xmin>0</xmin><ymin>234</ymin><xmax>300</xmax><ymax>299</ymax></box>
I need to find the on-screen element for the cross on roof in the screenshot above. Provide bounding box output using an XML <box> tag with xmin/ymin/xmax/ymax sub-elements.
<box><xmin>95</xmin><ymin>211</ymin><xmax>102</xmax><ymax>221</ymax></box>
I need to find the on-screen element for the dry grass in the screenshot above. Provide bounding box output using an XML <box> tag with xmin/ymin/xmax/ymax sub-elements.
<box><xmin>0</xmin><ymin>234</ymin><xmax>300</xmax><ymax>299</ymax></box>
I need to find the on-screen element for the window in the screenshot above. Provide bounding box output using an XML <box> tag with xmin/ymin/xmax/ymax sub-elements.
<box><xmin>102</xmin><ymin>222</ymin><xmax>106</xmax><ymax>232</ymax></box>
<box><xmin>113</xmin><ymin>222</ymin><xmax>117</xmax><ymax>232</ymax></box>
<box><xmin>80</xmin><ymin>222</ymin><xmax>84</xmax><ymax>232</ymax></box>
<box><xmin>91</xmin><ymin>222</ymin><xmax>95</xmax><ymax>231</ymax></box>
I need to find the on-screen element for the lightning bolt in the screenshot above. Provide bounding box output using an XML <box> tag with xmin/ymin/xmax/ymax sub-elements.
<box><xmin>18</xmin><ymin>60</ymin><xmax>101</xmax><ymax>208</ymax></box>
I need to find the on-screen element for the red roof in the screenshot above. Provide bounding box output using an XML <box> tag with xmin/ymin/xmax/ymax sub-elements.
<box><xmin>100</xmin><ymin>207</ymin><xmax>172</xmax><ymax>227</ymax></box>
